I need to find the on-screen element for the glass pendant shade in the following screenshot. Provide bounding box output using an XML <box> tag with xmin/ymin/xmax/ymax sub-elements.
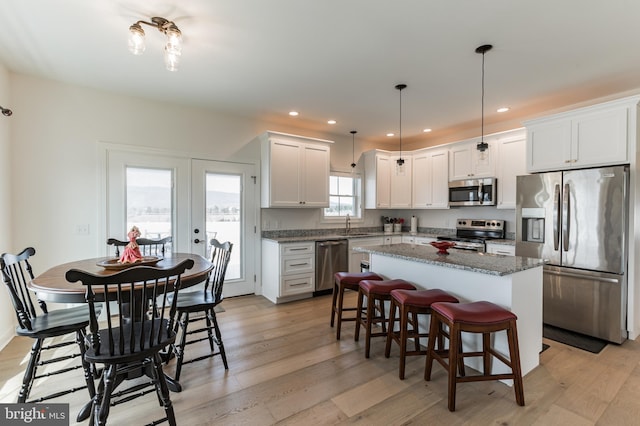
<box><xmin>164</xmin><ymin>46</ymin><xmax>181</xmax><ymax>71</ymax></box>
<box><xmin>128</xmin><ymin>23</ymin><xmax>146</xmax><ymax>55</ymax></box>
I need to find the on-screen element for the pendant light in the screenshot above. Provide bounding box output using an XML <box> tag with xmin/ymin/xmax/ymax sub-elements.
<box><xmin>350</xmin><ymin>130</ymin><xmax>357</xmax><ymax>169</ymax></box>
<box><xmin>476</xmin><ymin>44</ymin><xmax>492</xmax><ymax>152</ymax></box>
<box><xmin>395</xmin><ymin>83</ymin><xmax>407</xmax><ymax>167</ymax></box>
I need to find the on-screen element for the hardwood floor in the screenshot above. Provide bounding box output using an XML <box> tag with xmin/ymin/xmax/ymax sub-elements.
<box><xmin>2</xmin><ymin>292</ymin><xmax>640</xmax><ymax>425</ymax></box>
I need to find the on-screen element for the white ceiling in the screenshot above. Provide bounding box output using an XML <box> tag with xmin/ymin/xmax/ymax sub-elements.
<box><xmin>1</xmin><ymin>0</ymin><xmax>640</xmax><ymax>146</ymax></box>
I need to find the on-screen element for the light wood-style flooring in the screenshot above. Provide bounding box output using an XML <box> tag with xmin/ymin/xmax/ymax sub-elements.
<box><xmin>2</xmin><ymin>292</ymin><xmax>640</xmax><ymax>425</ymax></box>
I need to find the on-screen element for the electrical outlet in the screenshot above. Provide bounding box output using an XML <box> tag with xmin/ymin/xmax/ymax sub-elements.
<box><xmin>75</xmin><ymin>224</ymin><xmax>90</xmax><ymax>235</ymax></box>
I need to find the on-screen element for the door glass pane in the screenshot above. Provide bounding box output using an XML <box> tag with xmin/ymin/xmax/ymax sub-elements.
<box><xmin>206</xmin><ymin>173</ymin><xmax>241</xmax><ymax>280</ymax></box>
<box><xmin>126</xmin><ymin>167</ymin><xmax>173</xmax><ymax>252</ymax></box>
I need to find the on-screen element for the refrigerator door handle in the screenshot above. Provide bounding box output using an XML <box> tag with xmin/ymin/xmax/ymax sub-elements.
<box><xmin>553</xmin><ymin>183</ymin><xmax>560</xmax><ymax>251</ymax></box>
<box><xmin>562</xmin><ymin>183</ymin><xmax>570</xmax><ymax>251</ymax></box>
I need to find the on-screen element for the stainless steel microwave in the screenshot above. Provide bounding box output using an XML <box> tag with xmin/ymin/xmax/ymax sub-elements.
<box><xmin>448</xmin><ymin>177</ymin><xmax>497</xmax><ymax>206</ymax></box>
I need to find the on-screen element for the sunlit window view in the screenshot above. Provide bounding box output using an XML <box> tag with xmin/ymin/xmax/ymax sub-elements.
<box><xmin>126</xmin><ymin>167</ymin><xmax>173</xmax><ymax>252</ymax></box>
<box><xmin>206</xmin><ymin>173</ymin><xmax>241</xmax><ymax>280</ymax></box>
<box><xmin>324</xmin><ymin>174</ymin><xmax>361</xmax><ymax>218</ymax></box>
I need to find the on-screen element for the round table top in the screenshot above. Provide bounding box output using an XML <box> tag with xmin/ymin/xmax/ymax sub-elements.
<box><xmin>29</xmin><ymin>252</ymin><xmax>213</xmax><ymax>303</ymax></box>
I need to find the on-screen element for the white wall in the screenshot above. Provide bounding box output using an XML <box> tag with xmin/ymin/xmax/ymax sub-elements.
<box><xmin>0</xmin><ymin>65</ymin><xmax>14</xmax><ymax>348</ymax></box>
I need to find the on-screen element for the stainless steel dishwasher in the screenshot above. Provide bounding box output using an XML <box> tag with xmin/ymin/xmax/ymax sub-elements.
<box><xmin>315</xmin><ymin>239</ymin><xmax>348</xmax><ymax>294</ymax></box>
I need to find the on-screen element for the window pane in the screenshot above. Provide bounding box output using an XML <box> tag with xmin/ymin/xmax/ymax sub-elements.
<box><xmin>206</xmin><ymin>173</ymin><xmax>241</xmax><ymax>280</ymax></box>
<box><xmin>326</xmin><ymin>196</ymin><xmax>340</xmax><ymax>216</ymax></box>
<box><xmin>329</xmin><ymin>176</ymin><xmax>339</xmax><ymax>194</ymax></box>
<box><xmin>126</xmin><ymin>167</ymin><xmax>173</xmax><ymax>251</ymax></box>
<box><xmin>337</xmin><ymin>176</ymin><xmax>353</xmax><ymax>196</ymax></box>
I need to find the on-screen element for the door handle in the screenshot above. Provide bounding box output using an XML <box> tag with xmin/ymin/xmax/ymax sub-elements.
<box><xmin>562</xmin><ymin>183</ymin><xmax>570</xmax><ymax>252</ymax></box>
<box><xmin>553</xmin><ymin>183</ymin><xmax>560</xmax><ymax>251</ymax></box>
<box><xmin>194</xmin><ymin>238</ymin><xmax>204</xmax><ymax>244</ymax></box>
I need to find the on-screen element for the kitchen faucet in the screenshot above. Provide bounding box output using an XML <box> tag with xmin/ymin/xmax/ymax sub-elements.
<box><xmin>345</xmin><ymin>214</ymin><xmax>351</xmax><ymax>235</ymax></box>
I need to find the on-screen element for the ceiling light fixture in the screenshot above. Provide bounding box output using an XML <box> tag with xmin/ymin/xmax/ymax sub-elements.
<box><xmin>289</xmin><ymin>111</ymin><xmax>299</xmax><ymax>116</ymax></box>
<box><xmin>350</xmin><ymin>130</ymin><xmax>357</xmax><ymax>169</ymax></box>
<box><xmin>497</xmin><ymin>107</ymin><xmax>510</xmax><ymax>113</ymax></box>
<box><xmin>423</xmin><ymin>128</ymin><xmax>432</xmax><ymax>133</ymax></box>
<box><xmin>0</xmin><ymin>105</ymin><xmax>12</xmax><ymax>116</ymax></box>
<box><xmin>475</xmin><ymin>44</ymin><xmax>492</xmax><ymax>153</ymax></box>
<box><xmin>395</xmin><ymin>83</ymin><xmax>407</xmax><ymax>167</ymax></box>
<box><xmin>128</xmin><ymin>17</ymin><xmax>182</xmax><ymax>71</ymax></box>
<box><xmin>328</xmin><ymin>119</ymin><xmax>337</xmax><ymax>125</ymax></box>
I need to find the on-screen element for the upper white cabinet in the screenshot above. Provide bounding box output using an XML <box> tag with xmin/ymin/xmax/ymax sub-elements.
<box><xmin>412</xmin><ymin>148</ymin><xmax>449</xmax><ymax>209</ymax></box>
<box><xmin>525</xmin><ymin>96</ymin><xmax>639</xmax><ymax>172</ymax></box>
<box><xmin>259</xmin><ymin>131</ymin><xmax>332</xmax><ymax>208</ymax></box>
<box><xmin>449</xmin><ymin>139</ymin><xmax>495</xmax><ymax>181</ymax></box>
<box><xmin>495</xmin><ymin>129</ymin><xmax>527</xmax><ymax>209</ymax></box>
<box><xmin>364</xmin><ymin>150</ymin><xmax>412</xmax><ymax>209</ymax></box>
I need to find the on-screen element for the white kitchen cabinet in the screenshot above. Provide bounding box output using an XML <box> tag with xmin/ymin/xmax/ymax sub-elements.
<box><xmin>495</xmin><ymin>129</ymin><xmax>527</xmax><ymax>209</ymax></box>
<box><xmin>412</xmin><ymin>148</ymin><xmax>449</xmax><ymax>209</ymax></box>
<box><xmin>485</xmin><ymin>242</ymin><xmax>515</xmax><ymax>256</ymax></box>
<box><xmin>525</xmin><ymin>96</ymin><xmax>637</xmax><ymax>172</ymax></box>
<box><xmin>262</xmin><ymin>240</ymin><xmax>315</xmax><ymax>303</ymax></box>
<box><xmin>259</xmin><ymin>131</ymin><xmax>332</xmax><ymax>208</ymax></box>
<box><xmin>402</xmin><ymin>235</ymin><xmax>436</xmax><ymax>246</ymax></box>
<box><xmin>364</xmin><ymin>150</ymin><xmax>412</xmax><ymax>209</ymax></box>
<box><xmin>348</xmin><ymin>237</ymin><xmax>383</xmax><ymax>272</ymax></box>
<box><xmin>449</xmin><ymin>139</ymin><xmax>495</xmax><ymax>181</ymax></box>
<box><xmin>382</xmin><ymin>235</ymin><xmax>402</xmax><ymax>245</ymax></box>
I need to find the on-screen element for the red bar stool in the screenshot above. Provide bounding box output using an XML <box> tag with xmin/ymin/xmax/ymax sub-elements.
<box><xmin>331</xmin><ymin>272</ymin><xmax>383</xmax><ymax>340</ymax></box>
<box><xmin>355</xmin><ymin>279</ymin><xmax>416</xmax><ymax>358</ymax></box>
<box><xmin>385</xmin><ymin>289</ymin><xmax>460</xmax><ymax>379</ymax></box>
<box><xmin>424</xmin><ymin>301</ymin><xmax>525</xmax><ymax>411</ymax></box>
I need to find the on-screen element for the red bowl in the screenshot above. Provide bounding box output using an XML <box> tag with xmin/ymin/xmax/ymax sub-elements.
<box><xmin>430</xmin><ymin>241</ymin><xmax>456</xmax><ymax>255</ymax></box>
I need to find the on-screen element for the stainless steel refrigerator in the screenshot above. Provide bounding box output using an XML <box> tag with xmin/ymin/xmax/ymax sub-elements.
<box><xmin>516</xmin><ymin>165</ymin><xmax>629</xmax><ymax>343</ymax></box>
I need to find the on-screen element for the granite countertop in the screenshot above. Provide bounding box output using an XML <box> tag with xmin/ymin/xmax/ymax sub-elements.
<box><xmin>485</xmin><ymin>239</ymin><xmax>516</xmax><ymax>246</ymax></box>
<box><xmin>262</xmin><ymin>231</ymin><xmax>441</xmax><ymax>244</ymax></box>
<box><xmin>354</xmin><ymin>243</ymin><xmax>544</xmax><ymax>276</ymax></box>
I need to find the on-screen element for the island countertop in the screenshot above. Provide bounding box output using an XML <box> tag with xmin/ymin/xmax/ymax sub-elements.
<box><xmin>354</xmin><ymin>243</ymin><xmax>545</xmax><ymax>276</ymax></box>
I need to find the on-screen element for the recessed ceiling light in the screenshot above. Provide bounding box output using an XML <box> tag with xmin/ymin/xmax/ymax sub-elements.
<box><xmin>289</xmin><ymin>111</ymin><xmax>299</xmax><ymax>116</ymax></box>
<box><xmin>327</xmin><ymin>119</ymin><xmax>337</xmax><ymax>125</ymax></box>
<box><xmin>386</xmin><ymin>133</ymin><xmax>395</xmax><ymax>137</ymax></box>
<box><xmin>423</xmin><ymin>128</ymin><xmax>432</xmax><ymax>133</ymax></box>
<box><xmin>497</xmin><ymin>107</ymin><xmax>510</xmax><ymax>113</ymax></box>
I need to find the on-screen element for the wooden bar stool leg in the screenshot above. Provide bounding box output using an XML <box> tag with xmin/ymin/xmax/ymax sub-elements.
<box><xmin>508</xmin><ymin>320</ymin><xmax>525</xmax><ymax>406</ymax></box>
<box><xmin>398</xmin><ymin>303</ymin><xmax>409</xmax><ymax>379</ymax></box>
<box><xmin>354</xmin><ymin>289</ymin><xmax>364</xmax><ymax>342</ymax></box>
<box><xmin>330</xmin><ymin>281</ymin><xmax>339</xmax><ymax>327</ymax></box>
<box><xmin>384</xmin><ymin>298</ymin><xmax>398</xmax><ymax>358</ymax></box>
<box><xmin>483</xmin><ymin>332</ymin><xmax>492</xmax><ymax>375</ymax></box>
<box><xmin>335</xmin><ymin>285</ymin><xmax>347</xmax><ymax>340</ymax></box>
<box><xmin>447</xmin><ymin>323</ymin><xmax>461</xmax><ymax>412</ymax></box>
<box><xmin>424</xmin><ymin>312</ymin><xmax>440</xmax><ymax>381</ymax></box>
<box><xmin>411</xmin><ymin>311</ymin><xmax>421</xmax><ymax>352</ymax></box>
<box><xmin>365</xmin><ymin>293</ymin><xmax>375</xmax><ymax>358</ymax></box>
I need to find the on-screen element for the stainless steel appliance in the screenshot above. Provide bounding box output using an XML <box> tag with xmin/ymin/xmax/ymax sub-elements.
<box><xmin>448</xmin><ymin>177</ymin><xmax>497</xmax><ymax>206</ymax></box>
<box><xmin>315</xmin><ymin>239</ymin><xmax>348</xmax><ymax>294</ymax></box>
<box><xmin>437</xmin><ymin>219</ymin><xmax>505</xmax><ymax>252</ymax></box>
<box><xmin>516</xmin><ymin>165</ymin><xmax>629</xmax><ymax>343</ymax></box>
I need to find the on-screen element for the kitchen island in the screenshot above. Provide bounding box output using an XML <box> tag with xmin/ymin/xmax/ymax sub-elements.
<box><xmin>354</xmin><ymin>243</ymin><xmax>545</xmax><ymax>378</ymax></box>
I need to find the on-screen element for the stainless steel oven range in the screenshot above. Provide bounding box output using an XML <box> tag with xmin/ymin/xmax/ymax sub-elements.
<box><xmin>437</xmin><ymin>219</ymin><xmax>505</xmax><ymax>252</ymax></box>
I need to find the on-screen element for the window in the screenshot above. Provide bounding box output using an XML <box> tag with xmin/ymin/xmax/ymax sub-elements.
<box><xmin>324</xmin><ymin>172</ymin><xmax>361</xmax><ymax>219</ymax></box>
<box><xmin>126</xmin><ymin>167</ymin><xmax>173</xmax><ymax>251</ymax></box>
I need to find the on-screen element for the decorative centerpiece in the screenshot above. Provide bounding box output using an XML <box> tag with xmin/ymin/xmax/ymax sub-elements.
<box><xmin>119</xmin><ymin>226</ymin><xmax>143</xmax><ymax>264</ymax></box>
<box><xmin>430</xmin><ymin>241</ymin><xmax>456</xmax><ymax>255</ymax></box>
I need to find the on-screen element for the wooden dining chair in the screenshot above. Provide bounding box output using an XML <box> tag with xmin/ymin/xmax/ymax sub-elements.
<box><xmin>170</xmin><ymin>239</ymin><xmax>233</xmax><ymax>382</ymax></box>
<box><xmin>65</xmin><ymin>258</ymin><xmax>194</xmax><ymax>426</ymax></box>
<box><xmin>0</xmin><ymin>247</ymin><xmax>97</xmax><ymax>412</ymax></box>
<box><xmin>107</xmin><ymin>236</ymin><xmax>172</xmax><ymax>257</ymax></box>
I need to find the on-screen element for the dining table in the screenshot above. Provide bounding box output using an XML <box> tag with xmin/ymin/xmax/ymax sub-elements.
<box><xmin>29</xmin><ymin>252</ymin><xmax>213</xmax><ymax>304</ymax></box>
<box><xmin>28</xmin><ymin>251</ymin><xmax>213</xmax><ymax>418</ymax></box>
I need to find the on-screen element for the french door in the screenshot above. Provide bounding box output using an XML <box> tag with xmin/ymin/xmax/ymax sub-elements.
<box><xmin>191</xmin><ymin>159</ymin><xmax>257</xmax><ymax>297</ymax></box>
<box><xmin>104</xmin><ymin>146</ymin><xmax>258</xmax><ymax>297</ymax></box>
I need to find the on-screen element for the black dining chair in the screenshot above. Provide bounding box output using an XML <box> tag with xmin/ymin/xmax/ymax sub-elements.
<box><xmin>170</xmin><ymin>239</ymin><xmax>233</xmax><ymax>382</ymax></box>
<box><xmin>0</xmin><ymin>247</ymin><xmax>97</xmax><ymax>410</ymax></box>
<box><xmin>65</xmin><ymin>258</ymin><xmax>194</xmax><ymax>426</ymax></box>
<box><xmin>107</xmin><ymin>236</ymin><xmax>172</xmax><ymax>257</ymax></box>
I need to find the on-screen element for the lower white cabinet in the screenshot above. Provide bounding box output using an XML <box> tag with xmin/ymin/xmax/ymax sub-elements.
<box><xmin>262</xmin><ymin>240</ymin><xmax>315</xmax><ymax>303</ymax></box>
<box><xmin>348</xmin><ymin>237</ymin><xmax>383</xmax><ymax>272</ymax></box>
<box><xmin>485</xmin><ymin>243</ymin><xmax>515</xmax><ymax>256</ymax></box>
<box><xmin>402</xmin><ymin>235</ymin><xmax>437</xmax><ymax>246</ymax></box>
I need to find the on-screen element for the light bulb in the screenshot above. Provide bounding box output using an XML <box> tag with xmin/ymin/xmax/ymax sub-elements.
<box><xmin>164</xmin><ymin>46</ymin><xmax>181</xmax><ymax>71</ymax></box>
<box><xmin>128</xmin><ymin>23</ymin><xmax>146</xmax><ymax>55</ymax></box>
